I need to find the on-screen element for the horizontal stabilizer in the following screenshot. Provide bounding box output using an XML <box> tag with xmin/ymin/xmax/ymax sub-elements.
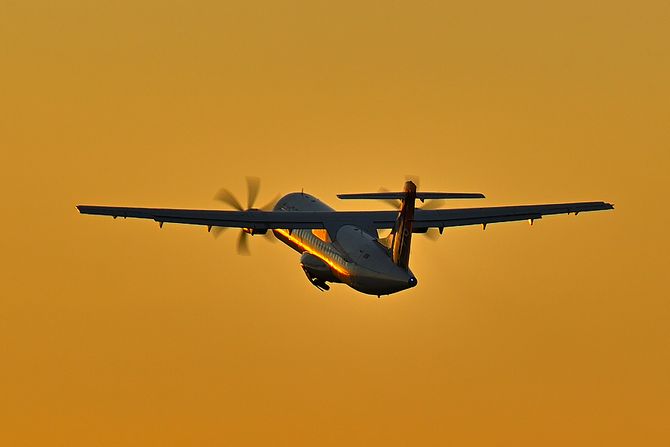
<box><xmin>337</xmin><ymin>192</ymin><xmax>485</xmax><ymax>201</ymax></box>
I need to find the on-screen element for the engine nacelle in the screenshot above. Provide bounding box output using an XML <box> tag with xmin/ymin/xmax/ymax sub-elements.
<box><xmin>300</xmin><ymin>252</ymin><xmax>338</xmax><ymax>291</ymax></box>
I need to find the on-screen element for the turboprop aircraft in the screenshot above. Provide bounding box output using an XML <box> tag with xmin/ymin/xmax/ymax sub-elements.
<box><xmin>77</xmin><ymin>178</ymin><xmax>613</xmax><ymax>297</ymax></box>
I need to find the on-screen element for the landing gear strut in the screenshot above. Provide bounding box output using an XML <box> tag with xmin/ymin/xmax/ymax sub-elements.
<box><xmin>301</xmin><ymin>267</ymin><xmax>330</xmax><ymax>291</ymax></box>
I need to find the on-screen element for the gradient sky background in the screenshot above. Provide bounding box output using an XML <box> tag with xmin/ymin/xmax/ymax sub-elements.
<box><xmin>1</xmin><ymin>1</ymin><xmax>669</xmax><ymax>445</ymax></box>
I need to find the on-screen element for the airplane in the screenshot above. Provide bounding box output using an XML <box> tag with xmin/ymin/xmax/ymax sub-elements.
<box><xmin>77</xmin><ymin>178</ymin><xmax>614</xmax><ymax>297</ymax></box>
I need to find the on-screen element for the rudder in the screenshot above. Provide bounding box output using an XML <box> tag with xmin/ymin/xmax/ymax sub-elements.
<box><xmin>391</xmin><ymin>181</ymin><xmax>416</xmax><ymax>268</ymax></box>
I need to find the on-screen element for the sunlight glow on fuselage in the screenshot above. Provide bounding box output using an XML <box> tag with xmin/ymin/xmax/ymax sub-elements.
<box><xmin>273</xmin><ymin>229</ymin><xmax>350</xmax><ymax>277</ymax></box>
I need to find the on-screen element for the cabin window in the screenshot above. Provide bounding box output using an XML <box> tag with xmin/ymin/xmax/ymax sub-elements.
<box><xmin>312</xmin><ymin>229</ymin><xmax>330</xmax><ymax>243</ymax></box>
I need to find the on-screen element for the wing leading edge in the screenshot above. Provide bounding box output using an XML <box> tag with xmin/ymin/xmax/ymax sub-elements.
<box><xmin>77</xmin><ymin>201</ymin><xmax>613</xmax><ymax>233</ymax></box>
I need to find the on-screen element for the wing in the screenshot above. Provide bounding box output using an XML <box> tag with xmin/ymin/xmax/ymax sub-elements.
<box><xmin>76</xmin><ymin>205</ymin><xmax>397</xmax><ymax>232</ymax></box>
<box><xmin>77</xmin><ymin>201</ymin><xmax>612</xmax><ymax>233</ymax></box>
<box><xmin>411</xmin><ymin>201</ymin><xmax>614</xmax><ymax>230</ymax></box>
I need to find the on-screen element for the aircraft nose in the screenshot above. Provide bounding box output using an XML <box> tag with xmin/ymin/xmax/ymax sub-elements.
<box><xmin>351</xmin><ymin>266</ymin><xmax>418</xmax><ymax>295</ymax></box>
<box><xmin>380</xmin><ymin>270</ymin><xmax>417</xmax><ymax>293</ymax></box>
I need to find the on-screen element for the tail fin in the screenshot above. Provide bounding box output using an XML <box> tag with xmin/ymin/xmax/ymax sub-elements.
<box><xmin>391</xmin><ymin>181</ymin><xmax>416</xmax><ymax>268</ymax></box>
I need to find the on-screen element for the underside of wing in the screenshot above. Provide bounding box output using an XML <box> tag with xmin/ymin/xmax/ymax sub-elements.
<box><xmin>76</xmin><ymin>205</ymin><xmax>398</xmax><ymax>233</ymax></box>
<box><xmin>411</xmin><ymin>201</ymin><xmax>614</xmax><ymax>231</ymax></box>
<box><xmin>77</xmin><ymin>200</ymin><xmax>613</xmax><ymax>235</ymax></box>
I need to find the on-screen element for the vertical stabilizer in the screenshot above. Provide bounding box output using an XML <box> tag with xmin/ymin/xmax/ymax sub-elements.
<box><xmin>391</xmin><ymin>181</ymin><xmax>416</xmax><ymax>268</ymax></box>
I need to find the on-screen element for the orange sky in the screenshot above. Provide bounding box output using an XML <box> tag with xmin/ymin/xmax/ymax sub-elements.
<box><xmin>1</xmin><ymin>1</ymin><xmax>669</xmax><ymax>445</ymax></box>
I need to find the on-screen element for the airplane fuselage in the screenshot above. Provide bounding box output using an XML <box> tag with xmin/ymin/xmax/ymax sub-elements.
<box><xmin>272</xmin><ymin>192</ymin><xmax>418</xmax><ymax>296</ymax></box>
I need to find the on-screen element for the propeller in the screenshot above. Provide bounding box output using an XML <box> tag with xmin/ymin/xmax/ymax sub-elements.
<box><xmin>377</xmin><ymin>175</ymin><xmax>422</xmax><ymax>208</ymax></box>
<box><xmin>377</xmin><ymin>186</ymin><xmax>402</xmax><ymax>208</ymax></box>
<box><xmin>405</xmin><ymin>174</ymin><xmax>420</xmax><ymax>189</ymax></box>
<box><xmin>404</xmin><ymin>174</ymin><xmax>446</xmax><ymax>209</ymax></box>
<box><xmin>212</xmin><ymin>176</ymin><xmax>279</xmax><ymax>255</ymax></box>
<box><xmin>379</xmin><ymin>175</ymin><xmax>445</xmax><ymax>241</ymax></box>
<box><xmin>423</xmin><ymin>228</ymin><xmax>441</xmax><ymax>241</ymax></box>
<box><xmin>418</xmin><ymin>199</ymin><xmax>447</xmax><ymax>210</ymax></box>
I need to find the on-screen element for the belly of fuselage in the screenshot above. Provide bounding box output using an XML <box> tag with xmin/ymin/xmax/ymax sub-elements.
<box><xmin>271</xmin><ymin>192</ymin><xmax>417</xmax><ymax>295</ymax></box>
<box><xmin>271</xmin><ymin>192</ymin><xmax>347</xmax><ymax>279</ymax></box>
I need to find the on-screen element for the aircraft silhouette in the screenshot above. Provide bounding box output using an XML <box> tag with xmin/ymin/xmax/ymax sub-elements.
<box><xmin>78</xmin><ymin>178</ymin><xmax>613</xmax><ymax>297</ymax></box>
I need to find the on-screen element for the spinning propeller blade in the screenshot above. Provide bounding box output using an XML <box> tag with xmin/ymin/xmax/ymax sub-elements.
<box><xmin>212</xmin><ymin>177</ymin><xmax>279</xmax><ymax>254</ymax></box>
